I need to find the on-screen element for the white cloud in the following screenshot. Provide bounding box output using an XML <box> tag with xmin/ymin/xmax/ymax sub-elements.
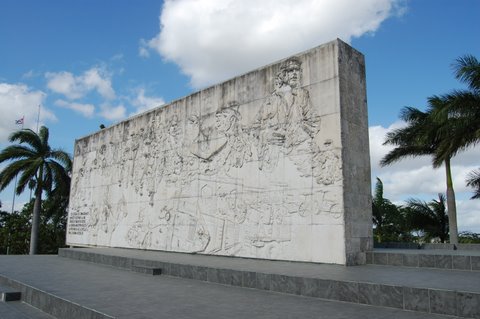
<box><xmin>45</xmin><ymin>71</ymin><xmax>81</xmax><ymax>99</ymax></box>
<box><xmin>110</xmin><ymin>54</ymin><xmax>124</xmax><ymax>62</ymax></box>
<box><xmin>99</xmin><ymin>104</ymin><xmax>127</xmax><ymax>121</ymax></box>
<box><xmin>46</xmin><ymin>67</ymin><xmax>115</xmax><ymax>100</ymax></box>
<box><xmin>145</xmin><ymin>0</ymin><xmax>405</xmax><ymax>88</ymax></box>
<box><xmin>130</xmin><ymin>88</ymin><xmax>165</xmax><ymax>115</ymax></box>
<box><xmin>21</xmin><ymin>70</ymin><xmax>38</xmax><ymax>79</ymax></box>
<box><xmin>0</xmin><ymin>198</ymin><xmax>28</xmax><ymax>213</ymax></box>
<box><xmin>369</xmin><ymin>123</ymin><xmax>480</xmax><ymax>233</ymax></box>
<box><xmin>0</xmin><ymin>83</ymin><xmax>56</xmax><ymax>143</ymax></box>
<box><xmin>139</xmin><ymin>39</ymin><xmax>150</xmax><ymax>58</ymax></box>
<box><xmin>457</xmin><ymin>199</ymin><xmax>480</xmax><ymax>233</ymax></box>
<box><xmin>55</xmin><ymin>99</ymin><xmax>95</xmax><ymax>118</ymax></box>
<box><xmin>82</xmin><ymin>68</ymin><xmax>116</xmax><ymax>99</ymax></box>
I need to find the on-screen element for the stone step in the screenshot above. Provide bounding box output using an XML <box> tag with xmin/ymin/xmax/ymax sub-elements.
<box><xmin>366</xmin><ymin>248</ymin><xmax>480</xmax><ymax>271</ymax></box>
<box><xmin>0</xmin><ymin>285</ymin><xmax>21</xmax><ymax>302</ymax></box>
<box><xmin>59</xmin><ymin>247</ymin><xmax>480</xmax><ymax>318</ymax></box>
<box><xmin>0</xmin><ymin>301</ymin><xmax>56</xmax><ymax>319</ymax></box>
<box><xmin>0</xmin><ymin>276</ymin><xmax>114</xmax><ymax>319</ymax></box>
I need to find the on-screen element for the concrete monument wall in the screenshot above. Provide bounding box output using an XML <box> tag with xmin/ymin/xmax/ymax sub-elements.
<box><xmin>67</xmin><ymin>39</ymin><xmax>372</xmax><ymax>265</ymax></box>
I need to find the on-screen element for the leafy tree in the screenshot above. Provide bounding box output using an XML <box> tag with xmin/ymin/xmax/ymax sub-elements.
<box><xmin>0</xmin><ymin>194</ymin><xmax>69</xmax><ymax>254</ymax></box>
<box><xmin>39</xmin><ymin>190</ymin><xmax>69</xmax><ymax>253</ymax></box>
<box><xmin>406</xmin><ymin>194</ymin><xmax>449</xmax><ymax>243</ymax></box>
<box><xmin>0</xmin><ymin>126</ymin><xmax>71</xmax><ymax>254</ymax></box>
<box><xmin>458</xmin><ymin>231</ymin><xmax>480</xmax><ymax>244</ymax></box>
<box><xmin>0</xmin><ymin>206</ymin><xmax>31</xmax><ymax>254</ymax></box>
<box><xmin>372</xmin><ymin>178</ymin><xmax>413</xmax><ymax>242</ymax></box>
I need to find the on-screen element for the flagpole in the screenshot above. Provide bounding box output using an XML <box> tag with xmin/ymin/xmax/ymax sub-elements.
<box><xmin>11</xmin><ymin>117</ymin><xmax>25</xmax><ymax>214</ymax></box>
<box><xmin>28</xmin><ymin>105</ymin><xmax>41</xmax><ymax>202</ymax></box>
<box><xmin>11</xmin><ymin>180</ymin><xmax>17</xmax><ymax>214</ymax></box>
<box><xmin>29</xmin><ymin>107</ymin><xmax>40</xmax><ymax>201</ymax></box>
<box><xmin>36</xmin><ymin>104</ymin><xmax>41</xmax><ymax>133</ymax></box>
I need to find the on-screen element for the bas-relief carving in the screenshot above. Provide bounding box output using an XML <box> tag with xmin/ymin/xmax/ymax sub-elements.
<box><xmin>255</xmin><ymin>58</ymin><xmax>321</xmax><ymax>174</ymax></box>
<box><xmin>67</xmin><ymin>57</ymin><xmax>344</xmax><ymax>262</ymax></box>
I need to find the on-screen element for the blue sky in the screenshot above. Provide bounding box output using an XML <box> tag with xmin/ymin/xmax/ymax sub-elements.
<box><xmin>1</xmin><ymin>0</ymin><xmax>479</xmax><ymax>231</ymax></box>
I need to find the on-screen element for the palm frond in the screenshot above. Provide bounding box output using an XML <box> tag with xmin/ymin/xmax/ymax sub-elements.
<box><xmin>430</xmin><ymin>94</ymin><xmax>480</xmax><ymax>165</ymax></box>
<box><xmin>399</xmin><ymin>106</ymin><xmax>427</xmax><ymax>123</ymax></box>
<box><xmin>452</xmin><ymin>54</ymin><xmax>480</xmax><ymax>91</ymax></box>
<box><xmin>0</xmin><ymin>145</ymin><xmax>37</xmax><ymax>163</ymax></box>
<box><xmin>46</xmin><ymin>159</ymin><xmax>71</xmax><ymax>196</ymax></box>
<box><xmin>16</xmin><ymin>162</ymin><xmax>41</xmax><ymax>195</ymax></box>
<box><xmin>0</xmin><ymin>158</ymin><xmax>38</xmax><ymax>192</ymax></box>
<box><xmin>407</xmin><ymin>194</ymin><xmax>449</xmax><ymax>242</ymax></box>
<box><xmin>42</xmin><ymin>162</ymin><xmax>53</xmax><ymax>194</ymax></box>
<box><xmin>38</xmin><ymin>126</ymin><xmax>50</xmax><ymax>151</ymax></box>
<box><xmin>406</xmin><ymin>198</ymin><xmax>433</xmax><ymax>219</ymax></box>
<box><xmin>8</xmin><ymin>129</ymin><xmax>42</xmax><ymax>152</ymax></box>
<box><xmin>442</xmin><ymin>90</ymin><xmax>480</xmax><ymax>115</ymax></box>
<box><xmin>50</xmin><ymin>149</ymin><xmax>72</xmax><ymax>172</ymax></box>
<box><xmin>380</xmin><ymin>145</ymin><xmax>434</xmax><ymax>166</ymax></box>
<box><xmin>433</xmin><ymin>194</ymin><xmax>447</xmax><ymax>218</ymax></box>
<box><xmin>466</xmin><ymin>169</ymin><xmax>480</xmax><ymax>199</ymax></box>
<box><xmin>424</xmin><ymin>94</ymin><xmax>478</xmax><ymax>167</ymax></box>
<box><xmin>373</xmin><ymin>177</ymin><xmax>383</xmax><ymax>205</ymax></box>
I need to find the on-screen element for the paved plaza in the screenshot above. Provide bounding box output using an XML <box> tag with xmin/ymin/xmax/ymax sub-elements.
<box><xmin>1</xmin><ymin>249</ymin><xmax>479</xmax><ymax>318</ymax></box>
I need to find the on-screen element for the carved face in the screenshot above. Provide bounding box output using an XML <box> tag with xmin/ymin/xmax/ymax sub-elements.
<box><xmin>184</xmin><ymin>116</ymin><xmax>199</xmax><ymax>144</ymax></box>
<box><xmin>168</xmin><ymin>117</ymin><xmax>180</xmax><ymax>137</ymax></box>
<box><xmin>274</xmin><ymin>75</ymin><xmax>283</xmax><ymax>90</ymax></box>
<box><xmin>215</xmin><ymin>111</ymin><xmax>235</xmax><ymax>133</ymax></box>
<box><xmin>285</xmin><ymin>66</ymin><xmax>301</xmax><ymax>88</ymax></box>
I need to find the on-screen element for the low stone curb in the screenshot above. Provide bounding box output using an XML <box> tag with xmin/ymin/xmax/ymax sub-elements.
<box><xmin>0</xmin><ymin>275</ymin><xmax>114</xmax><ymax>319</ymax></box>
<box><xmin>366</xmin><ymin>251</ymin><xmax>480</xmax><ymax>271</ymax></box>
<box><xmin>0</xmin><ymin>285</ymin><xmax>21</xmax><ymax>302</ymax></box>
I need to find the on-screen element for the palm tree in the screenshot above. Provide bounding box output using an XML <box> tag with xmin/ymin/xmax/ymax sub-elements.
<box><xmin>432</xmin><ymin>55</ymin><xmax>480</xmax><ymax>200</ymax></box>
<box><xmin>380</xmin><ymin>104</ymin><xmax>459</xmax><ymax>244</ymax></box>
<box><xmin>406</xmin><ymin>194</ymin><xmax>449</xmax><ymax>243</ymax></box>
<box><xmin>0</xmin><ymin>126</ymin><xmax>71</xmax><ymax>254</ymax></box>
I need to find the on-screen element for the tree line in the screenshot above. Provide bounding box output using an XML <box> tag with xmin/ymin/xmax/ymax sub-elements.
<box><xmin>372</xmin><ymin>178</ymin><xmax>479</xmax><ymax>244</ymax></box>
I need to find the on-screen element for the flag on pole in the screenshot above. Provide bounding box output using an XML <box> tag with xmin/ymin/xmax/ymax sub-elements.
<box><xmin>15</xmin><ymin>117</ymin><xmax>24</xmax><ymax>125</ymax></box>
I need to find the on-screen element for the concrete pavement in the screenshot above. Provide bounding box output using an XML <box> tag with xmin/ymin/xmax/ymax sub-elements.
<box><xmin>0</xmin><ymin>254</ymin><xmax>467</xmax><ymax>319</ymax></box>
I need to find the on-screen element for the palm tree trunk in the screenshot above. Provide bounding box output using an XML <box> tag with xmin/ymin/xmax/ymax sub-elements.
<box><xmin>30</xmin><ymin>185</ymin><xmax>42</xmax><ymax>254</ymax></box>
<box><xmin>30</xmin><ymin>167</ymin><xmax>43</xmax><ymax>255</ymax></box>
<box><xmin>445</xmin><ymin>158</ymin><xmax>458</xmax><ymax>245</ymax></box>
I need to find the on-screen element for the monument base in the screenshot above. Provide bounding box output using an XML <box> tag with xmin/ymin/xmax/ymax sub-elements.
<box><xmin>45</xmin><ymin>247</ymin><xmax>480</xmax><ymax>318</ymax></box>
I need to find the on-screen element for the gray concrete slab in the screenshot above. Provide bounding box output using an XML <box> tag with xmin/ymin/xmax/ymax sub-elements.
<box><xmin>0</xmin><ymin>300</ymin><xmax>55</xmax><ymax>319</ymax></box>
<box><xmin>61</xmin><ymin>247</ymin><xmax>480</xmax><ymax>292</ymax></box>
<box><xmin>0</xmin><ymin>284</ymin><xmax>21</xmax><ymax>301</ymax></box>
<box><xmin>373</xmin><ymin>249</ymin><xmax>480</xmax><ymax>256</ymax></box>
<box><xmin>367</xmin><ymin>249</ymin><xmax>480</xmax><ymax>271</ymax></box>
<box><xmin>0</xmin><ymin>255</ymin><xmax>463</xmax><ymax>319</ymax></box>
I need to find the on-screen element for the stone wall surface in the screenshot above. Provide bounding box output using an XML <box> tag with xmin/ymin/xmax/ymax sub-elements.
<box><xmin>67</xmin><ymin>39</ymin><xmax>372</xmax><ymax>265</ymax></box>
